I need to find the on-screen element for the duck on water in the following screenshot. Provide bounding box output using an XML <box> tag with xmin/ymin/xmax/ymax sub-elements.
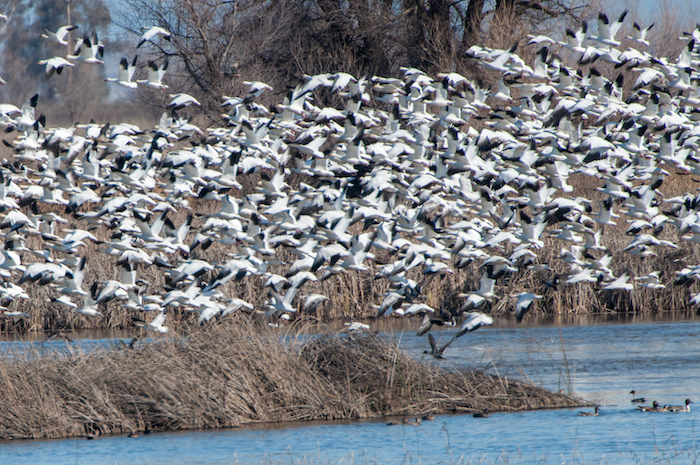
<box><xmin>638</xmin><ymin>399</ymin><xmax>692</xmax><ymax>412</ymax></box>
<box><xmin>629</xmin><ymin>390</ymin><xmax>646</xmax><ymax>404</ymax></box>
<box><xmin>577</xmin><ymin>406</ymin><xmax>600</xmax><ymax>416</ymax></box>
<box><xmin>387</xmin><ymin>418</ymin><xmax>422</xmax><ymax>426</ymax></box>
<box><xmin>667</xmin><ymin>399</ymin><xmax>692</xmax><ymax>412</ymax></box>
<box><xmin>638</xmin><ymin>401</ymin><xmax>667</xmax><ymax>412</ymax></box>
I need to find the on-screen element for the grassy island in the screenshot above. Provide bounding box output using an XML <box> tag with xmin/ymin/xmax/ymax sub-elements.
<box><xmin>0</xmin><ymin>323</ymin><xmax>584</xmax><ymax>440</ymax></box>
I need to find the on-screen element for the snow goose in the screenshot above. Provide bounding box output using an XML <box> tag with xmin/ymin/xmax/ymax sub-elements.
<box><xmin>635</xmin><ymin>271</ymin><xmax>665</xmax><ymax>290</ymax></box>
<box><xmin>137</xmin><ymin>58</ymin><xmax>168</xmax><ymax>89</ymax></box>
<box><xmin>168</xmin><ymin>93</ymin><xmax>200</xmax><ymax>109</ymax></box>
<box><xmin>220</xmin><ymin>298</ymin><xmax>254</xmax><ymax>318</ymax></box>
<box><xmin>14</xmin><ymin>93</ymin><xmax>38</xmax><ymax>129</ymax></box>
<box><xmin>477</xmin><ymin>43</ymin><xmax>518</xmax><ymax>73</ymax></box>
<box><xmin>75</xmin><ymin>282</ymin><xmax>103</xmax><ymax>318</ymax></box>
<box><xmin>134</xmin><ymin>311</ymin><xmax>168</xmax><ymax>333</ymax></box>
<box><xmin>416</xmin><ymin>309</ymin><xmax>455</xmax><ymax>336</ymax></box>
<box><xmin>302</xmin><ymin>294</ymin><xmax>328</xmax><ymax>313</ymax></box>
<box><xmin>243</xmin><ymin>80</ymin><xmax>273</xmax><ymax>100</ymax></box>
<box><xmin>453</xmin><ymin>311</ymin><xmax>493</xmax><ymax>339</ymax></box>
<box><xmin>68</xmin><ymin>34</ymin><xmax>104</xmax><ymax>64</ymax></box>
<box><xmin>1</xmin><ymin>310</ymin><xmax>30</xmax><ymax>323</ymax></box>
<box><xmin>137</xmin><ymin>26</ymin><xmax>171</xmax><ymax>48</ymax></box>
<box><xmin>95</xmin><ymin>279</ymin><xmax>129</xmax><ymax>304</ymax></box>
<box><xmin>37</xmin><ymin>57</ymin><xmax>74</xmax><ymax>79</ymax></box>
<box><xmin>602</xmin><ymin>272</ymin><xmax>634</xmax><ymax>291</ymax></box>
<box><xmin>593</xmin><ymin>10</ymin><xmax>627</xmax><ymax>46</ymax></box>
<box><xmin>41</xmin><ymin>24</ymin><xmax>78</xmax><ymax>46</ymax></box>
<box><xmin>106</xmin><ymin>56</ymin><xmax>138</xmax><ymax>89</ymax></box>
<box><xmin>0</xmin><ymin>282</ymin><xmax>28</xmax><ymax>302</ymax></box>
<box><xmin>55</xmin><ymin>256</ymin><xmax>88</xmax><ymax>295</ymax></box>
<box><xmin>51</xmin><ymin>294</ymin><xmax>77</xmax><ymax>309</ymax></box>
<box><xmin>19</xmin><ymin>262</ymin><xmax>70</xmax><ymax>286</ymax></box>
<box><xmin>560</xmin><ymin>21</ymin><xmax>588</xmax><ymax>52</ymax></box>
<box><xmin>628</xmin><ymin>22</ymin><xmax>654</xmax><ymax>47</ymax></box>
<box><xmin>455</xmin><ymin>272</ymin><xmax>496</xmax><ymax>307</ymax></box>
<box><xmin>515</xmin><ymin>292</ymin><xmax>542</xmax><ymax>323</ymax></box>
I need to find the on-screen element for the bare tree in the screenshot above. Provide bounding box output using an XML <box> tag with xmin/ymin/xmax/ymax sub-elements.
<box><xmin>112</xmin><ymin>0</ymin><xmax>588</xmax><ymax>114</ymax></box>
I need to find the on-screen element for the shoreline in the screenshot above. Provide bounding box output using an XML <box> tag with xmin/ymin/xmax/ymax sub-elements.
<box><xmin>1</xmin><ymin>308</ymin><xmax>699</xmax><ymax>341</ymax></box>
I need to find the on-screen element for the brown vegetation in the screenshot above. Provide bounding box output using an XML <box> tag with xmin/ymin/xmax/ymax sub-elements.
<box><xmin>0</xmin><ymin>322</ymin><xmax>583</xmax><ymax>440</ymax></box>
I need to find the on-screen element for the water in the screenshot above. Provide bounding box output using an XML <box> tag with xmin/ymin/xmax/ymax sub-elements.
<box><xmin>1</xmin><ymin>319</ymin><xmax>699</xmax><ymax>464</ymax></box>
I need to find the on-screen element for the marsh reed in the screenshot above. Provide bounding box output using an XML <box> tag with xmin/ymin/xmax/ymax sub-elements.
<box><xmin>0</xmin><ymin>322</ymin><xmax>583</xmax><ymax>440</ymax></box>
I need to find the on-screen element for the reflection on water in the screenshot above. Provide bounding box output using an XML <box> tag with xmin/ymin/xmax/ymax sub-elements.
<box><xmin>0</xmin><ymin>317</ymin><xmax>699</xmax><ymax>464</ymax></box>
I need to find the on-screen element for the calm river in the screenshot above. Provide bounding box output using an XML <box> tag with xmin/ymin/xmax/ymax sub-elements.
<box><xmin>1</xmin><ymin>315</ymin><xmax>699</xmax><ymax>464</ymax></box>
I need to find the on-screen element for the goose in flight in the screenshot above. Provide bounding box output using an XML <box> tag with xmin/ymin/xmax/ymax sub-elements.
<box><xmin>41</xmin><ymin>24</ymin><xmax>78</xmax><ymax>46</ymax></box>
<box><xmin>1</xmin><ymin>310</ymin><xmax>30</xmax><ymax>323</ymax></box>
<box><xmin>168</xmin><ymin>93</ymin><xmax>200</xmax><ymax>109</ymax></box>
<box><xmin>635</xmin><ymin>272</ymin><xmax>665</xmax><ymax>290</ymax></box>
<box><xmin>628</xmin><ymin>22</ymin><xmax>654</xmax><ymax>47</ymax></box>
<box><xmin>515</xmin><ymin>292</ymin><xmax>542</xmax><ymax>323</ymax></box>
<box><xmin>14</xmin><ymin>93</ymin><xmax>38</xmax><ymax>129</ymax></box>
<box><xmin>134</xmin><ymin>311</ymin><xmax>169</xmax><ymax>333</ymax></box>
<box><xmin>416</xmin><ymin>308</ymin><xmax>455</xmax><ymax>336</ymax></box>
<box><xmin>302</xmin><ymin>294</ymin><xmax>328</xmax><ymax>313</ymax></box>
<box><xmin>75</xmin><ymin>282</ymin><xmax>103</xmax><ymax>318</ymax></box>
<box><xmin>593</xmin><ymin>10</ymin><xmax>628</xmax><ymax>46</ymax></box>
<box><xmin>602</xmin><ymin>272</ymin><xmax>633</xmax><ymax>291</ymax></box>
<box><xmin>560</xmin><ymin>21</ymin><xmax>587</xmax><ymax>52</ymax></box>
<box><xmin>37</xmin><ymin>57</ymin><xmax>74</xmax><ymax>79</ymax></box>
<box><xmin>343</xmin><ymin>322</ymin><xmax>370</xmax><ymax>332</ymax></box>
<box><xmin>68</xmin><ymin>34</ymin><xmax>104</xmax><ymax>64</ymax></box>
<box><xmin>106</xmin><ymin>56</ymin><xmax>138</xmax><ymax>89</ymax></box>
<box><xmin>137</xmin><ymin>58</ymin><xmax>168</xmax><ymax>89</ymax></box>
<box><xmin>137</xmin><ymin>26</ymin><xmax>171</xmax><ymax>48</ymax></box>
<box><xmin>453</xmin><ymin>311</ymin><xmax>493</xmax><ymax>339</ymax></box>
<box><xmin>458</xmin><ymin>268</ymin><xmax>496</xmax><ymax>311</ymax></box>
<box><xmin>51</xmin><ymin>294</ymin><xmax>77</xmax><ymax>309</ymax></box>
<box><xmin>220</xmin><ymin>298</ymin><xmax>254</xmax><ymax>318</ymax></box>
<box><xmin>55</xmin><ymin>256</ymin><xmax>88</xmax><ymax>295</ymax></box>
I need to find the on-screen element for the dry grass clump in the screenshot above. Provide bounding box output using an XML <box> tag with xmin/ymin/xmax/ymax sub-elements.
<box><xmin>302</xmin><ymin>334</ymin><xmax>581</xmax><ymax>417</ymax></box>
<box><xmin>0</xmin><ymin>323</ymin><xmax>582</xmax><ymax>440</ymax></box>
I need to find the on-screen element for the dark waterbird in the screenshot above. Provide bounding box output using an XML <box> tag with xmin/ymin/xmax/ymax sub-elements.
<box><xmin>667</xmin><ymin>399</ymin><xmax>692</xmax><ymax>412</ymax></box>
<box><xmin>423</xmin><ymin>333</ymin><xmax>452</xmax><ymax>359</ymax></box>
<box><xmin>638</xmin><ymin>401</ymin><xmax>667</xmax><ymax>412</ymax></box>
<box><xmin>629</xmin><ymin>390</ymin><xmax>646</xmax><ymax>403</ymax></box>
<box><xmin>577</xmin><ymin>406</ymin><xmax>599</xmax><ymax>416</ymax></box>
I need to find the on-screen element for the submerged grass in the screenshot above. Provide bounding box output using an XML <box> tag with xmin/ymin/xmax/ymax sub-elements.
<box><xmin>0</xmin><ymin>322</ymin><xmax>583</xmax><ymax>440</ymax></box>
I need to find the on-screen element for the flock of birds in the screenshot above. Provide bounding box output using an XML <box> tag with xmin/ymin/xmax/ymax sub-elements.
<box><xmin>35</xmin><ymin>25</ymin><xmax>171</xmax><ymax>86</ymax></box>
<box><xmin>0</xmin><ymin>12</ymin><xmax>698</xmax><ymax>358</ymax></box>
<box><xmin>578</xmin><ymin>391</ymin><xmax>693</xmax><ymax>416</ymax></box>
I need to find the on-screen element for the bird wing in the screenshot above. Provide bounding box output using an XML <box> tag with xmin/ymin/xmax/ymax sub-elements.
<box><xmin>151</xmin><ymin>311</ymin><xmax>166</xmax><ymax>328</ymax></box>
